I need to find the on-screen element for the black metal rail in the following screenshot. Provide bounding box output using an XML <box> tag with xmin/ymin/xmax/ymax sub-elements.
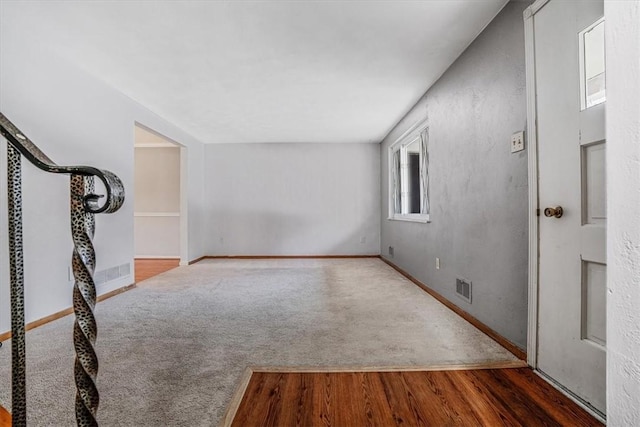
<box><xmin>0</xmin><ymin>112</ymin><xmax>125</xmax><ymax>426</ymax></box>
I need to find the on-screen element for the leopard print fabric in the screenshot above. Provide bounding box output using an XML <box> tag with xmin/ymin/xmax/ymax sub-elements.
<box><xmin>7</xmin><ymin>145</ymin><xmax>26</xmax><ymax>426</ymax></box>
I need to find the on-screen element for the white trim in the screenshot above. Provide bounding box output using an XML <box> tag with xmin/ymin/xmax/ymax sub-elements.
<box><xmin>179</xmin><ymin>145</ymin><xmax>189</xmax><ymax>267</ymax></box>
<box><xmin>524</xmin><ymin>0</ymin><xmax>542</xmax><ymax>368</ymax></box>
<box><xmin>523</xmin><ymin>0</ymin><xmax>550</xmax><ymax>20</ymax></box>
<box><xmin>135</xmin><ymin>255</ymin><xmax>180</xmax><ymax>259</ymax></box>
<box><xmin>578</xmin><ymin>20</ymin><xmax>588</xmax><ymax>110</ymax></box>
<box><xmin>390</xmin><ymin>118</ymin><xmax>429</xmax><ymax>148</ymax></box>
<box><xmin>134</xmin><ymin>212</ymin><xmax>180</xmax><ymax>217</ymax></box>
<box><xmin>388</xmin><ymin>214</ymin><xmax>430</xmax><ymax>224</ymax></box>
<box><xmin>134</xmin><ymin>142</ymin><xmax>178</xmax><ymax>148</ymax></box>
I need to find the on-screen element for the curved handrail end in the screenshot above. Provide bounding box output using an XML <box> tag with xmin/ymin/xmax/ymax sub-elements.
<box><xmin>0</xmin><ymin>112</ymin><xmax>125</xmax><ymax>214</ymax></box>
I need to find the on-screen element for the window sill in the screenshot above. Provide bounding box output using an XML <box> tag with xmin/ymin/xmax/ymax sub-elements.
<box><xmin>388</xmin><ymin>214</ymin><xmax>430</xmax><ymax>223</ymax></box>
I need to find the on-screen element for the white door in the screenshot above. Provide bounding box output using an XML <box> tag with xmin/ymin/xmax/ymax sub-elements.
<box><xmin>534</xmin><ymin>0</ymin><xmax>606</xmax><ymax>416</ymax></box>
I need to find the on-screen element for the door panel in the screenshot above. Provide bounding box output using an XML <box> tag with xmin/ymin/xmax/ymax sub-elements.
<box><xmin>535</xmin><ymin>0</ymin><xmax>606</xmax><ymax>415</ymax></box>
<box><xmin>582</xmin><ymin>261</ymin><xmax>606</xmax><ymax>346</ymax></box>
<box><xmin>582</xmin><ymin>142</ymin><xmax>606</xmax><ymax>225</ymax></box>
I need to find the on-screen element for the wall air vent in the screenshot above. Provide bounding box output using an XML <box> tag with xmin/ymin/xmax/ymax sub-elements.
<box><xmin>456</xmin><ymin>278</ymin><xmax>472</xmax><ymax>303</ymax></box>
<box><xmin>89</xmin><ymin>263</ymin><xmax>132</xmax><ymax>286</ymax></box>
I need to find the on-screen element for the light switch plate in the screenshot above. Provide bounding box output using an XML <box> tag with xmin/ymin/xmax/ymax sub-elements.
<box><xmin>511</xmin><ymin>131</ymin><xmax>525</xmax><ymax>153</ymax></box>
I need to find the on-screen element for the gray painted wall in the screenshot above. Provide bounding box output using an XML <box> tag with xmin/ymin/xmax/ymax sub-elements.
<box><xmin>205</xmin><ymin>143</ymin><xmax>380</xmax><ymax>256</ymax></box>
<box><xmin>380</xmin><ymin>1</ymin><xmax>530</xmax><ymax>349</ymax></box>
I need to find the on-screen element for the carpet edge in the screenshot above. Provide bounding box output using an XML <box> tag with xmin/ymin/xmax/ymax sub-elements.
<box><xmin>218</xmin><ymin>367</ymin><xmax>254</xmax><ymax>427</ymax></box>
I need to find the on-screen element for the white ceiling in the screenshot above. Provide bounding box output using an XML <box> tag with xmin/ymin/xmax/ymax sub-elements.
<box><xmin>4</xmin><ymin>0</ymin><xmax>508</xmax><ymax>144</ymax></box>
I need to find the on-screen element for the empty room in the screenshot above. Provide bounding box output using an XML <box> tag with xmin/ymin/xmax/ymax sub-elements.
<box><xmin>0</xmin><ymin>0</ymin><xmax>638</xmax><ymax>426</ymax></box>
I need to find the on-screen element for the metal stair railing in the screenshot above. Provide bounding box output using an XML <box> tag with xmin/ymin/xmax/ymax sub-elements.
<box><xmin>0</xmin><ymin>113</ymin><xmax>125</xmax><ymax>427</ymax></box>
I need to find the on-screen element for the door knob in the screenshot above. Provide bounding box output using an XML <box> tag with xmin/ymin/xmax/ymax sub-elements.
<box><xmin>544</xmin><ymin>206</ymin><xmax>563</xmax><ymax>218</ymax></box>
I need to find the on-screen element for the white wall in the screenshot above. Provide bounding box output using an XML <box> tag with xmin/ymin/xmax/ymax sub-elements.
<box><xmin>204</xmin><ymin>143</ymin><xmax>380</xmax><ymax>256</ymax></box>
<box><xmin>134</xmin><ymin>146</ymin><xmax>181</xmax><ymax>258</ymax></box>
<box><xmin>606</xmin><ymin>1</ymin><xmax>640</xmax><ymax>424</ymax></box>
<box><xmin>0</xmin><ymin>9</ymin><xmax>206</xmax><ymax>333</ymax></box>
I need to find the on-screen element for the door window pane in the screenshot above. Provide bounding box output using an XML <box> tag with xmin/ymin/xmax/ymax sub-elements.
<box><xmin>580</xmin><ymin>19</ymin><xmax>606</xmax><ymax>109</ymax></box>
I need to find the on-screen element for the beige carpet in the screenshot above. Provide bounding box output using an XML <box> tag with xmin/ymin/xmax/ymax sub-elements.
<box><xmin>0</xmin><ymin>258</ymin><xmax>518</xmax><ymax>426</ymax></box>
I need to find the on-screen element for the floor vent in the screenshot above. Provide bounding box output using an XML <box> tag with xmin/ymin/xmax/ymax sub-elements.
<box><xmin>456</xmin><ymin>278</ymin><xmax>472</xmax><ymax>303</ymax></box>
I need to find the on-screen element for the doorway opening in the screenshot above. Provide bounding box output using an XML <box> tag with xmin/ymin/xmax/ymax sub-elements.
<box><xmin>133</xmin><ymin>123</ymin><xmax>188</xmax><ymax>281</ymax></box>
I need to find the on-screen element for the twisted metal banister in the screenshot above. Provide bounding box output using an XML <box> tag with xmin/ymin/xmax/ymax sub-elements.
<box><xmin>0</xmin><ymin>112</ymin><xmax>125</xmax><ymax>426</ymax></box>
<box><xmin>7</xmin><ymin>144</ymin><xmax>26</xmax><ymax>427</ymax></box>
<box><xmin>71</xmin><ymin>175</ymin><xmax>100</xmax><ymax>427</ymax></box>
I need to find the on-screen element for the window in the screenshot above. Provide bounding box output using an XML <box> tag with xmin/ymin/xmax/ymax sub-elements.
<box><xmin>389</xmin><ymin>120</ymin><xmax>429</xmax><ymax>223</ymax></box>
<box><xmin>579</xmin><ymin>18</ymin><xmax>606</xmax><ymax>110</ymax></box>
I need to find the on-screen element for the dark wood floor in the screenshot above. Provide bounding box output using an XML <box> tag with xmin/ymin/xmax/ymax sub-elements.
<box><xmin>229</xmin><ymin>368</ymin><xmax>602</xmax><ymax>427</ymax></box>
<box><xmin>134</xmin><ymin>258</ymin><xmax>180</xmax><ymax>283</ymax></box>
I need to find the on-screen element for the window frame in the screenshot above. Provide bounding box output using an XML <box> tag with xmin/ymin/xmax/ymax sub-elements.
<box><xmin>579</xmin><ymin>17</ymin><xmax>606</xmax><ymax>111</ymax></box>
<box><xmin>388</xmin><ymin>118</ymin><xmax>430</xmax><ymax>223</ymax></box>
